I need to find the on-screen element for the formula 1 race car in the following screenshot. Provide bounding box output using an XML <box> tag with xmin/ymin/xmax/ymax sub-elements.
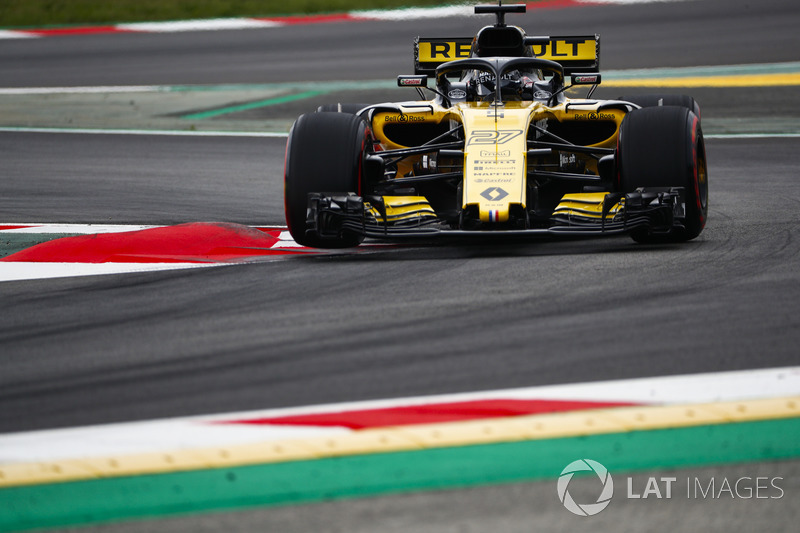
<box><xmin>284</xmin><ymin>2</ymin><xmax>708</xmax><ymax>248</ymax></box>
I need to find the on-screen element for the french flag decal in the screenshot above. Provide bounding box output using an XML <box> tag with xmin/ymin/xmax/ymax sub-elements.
<box><xmin>489</xmin><ymin>210</ymin><xmax>499</xmax><ymax>222</ymax></box>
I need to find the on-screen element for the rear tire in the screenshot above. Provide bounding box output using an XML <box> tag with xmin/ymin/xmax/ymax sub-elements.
<box><xmin>284</xmin><ymin>112</ymin><xmax>370</xmax><ymax>248</ymax></box>
<box><xmin>618</xmin><ymin>94</ymin><xmax>701</xmax><ymax>120</ymax></box>
<box><xmin>617</xmin><ymin>106</ymin><xmax>708</xmax><ymax>243</ymax></box>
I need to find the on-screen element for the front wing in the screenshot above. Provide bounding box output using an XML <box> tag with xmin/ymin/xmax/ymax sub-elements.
<box><xmin>305</xmin><ymin>189</ymin><xmax>688</xmax><ymax>241</ymax></box>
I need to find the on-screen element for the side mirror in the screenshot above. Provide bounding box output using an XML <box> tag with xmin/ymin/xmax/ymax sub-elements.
<box><xmin>397</xmin><ymin>75</ymin><xmax>428</xmax><ymax>88</ymax></box>
<box><xmin>570</xmin><ymin>73</ymin><xmax>601</xmax><ymax>85</ymax></box>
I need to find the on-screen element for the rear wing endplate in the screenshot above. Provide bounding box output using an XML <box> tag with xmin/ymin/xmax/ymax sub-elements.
<box><xmin>414</xmin><ymin>35</ymin><xmax>599</xmax><ymax>76</ymax></box>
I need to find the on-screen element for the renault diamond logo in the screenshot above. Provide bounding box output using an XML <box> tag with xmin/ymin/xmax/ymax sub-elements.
<box><xmin>480</xmin><ymin>187</ymin><xmax>509</xmax><ymax>201</ymax></box>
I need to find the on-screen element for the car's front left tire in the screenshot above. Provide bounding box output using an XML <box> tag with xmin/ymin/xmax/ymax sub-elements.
<box><xmin>284</xmin><ymin>112</ymin><xmax>370</xmax><ymax>248</ymax></box>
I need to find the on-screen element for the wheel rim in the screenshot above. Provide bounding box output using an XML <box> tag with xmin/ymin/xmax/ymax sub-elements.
<box><xmin>696</xmin><ymin>141</ymin><xmax>709</xmax><ymax>212</ymax></box>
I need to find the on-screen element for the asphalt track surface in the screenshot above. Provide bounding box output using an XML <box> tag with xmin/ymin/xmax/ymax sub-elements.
<box><xmin>3</xmin><ymin>0</ymin><xmax>800</xmax><ymax>86</ymax></box>
<box><xmin>2</xmin><ymin>131</ymin><xmax>797</xmax><ymax>433</ymax></box>
<box><xmin>1</xmin><ymin>0</ymin><xmax>799</xmax><ymax>531</ymax></box>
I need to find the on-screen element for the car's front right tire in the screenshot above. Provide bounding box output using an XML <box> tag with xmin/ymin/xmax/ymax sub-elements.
<box><xmin>617</xmin><ymin>105</ymin><xmax>708</xmax><ymax>243</ymax></box>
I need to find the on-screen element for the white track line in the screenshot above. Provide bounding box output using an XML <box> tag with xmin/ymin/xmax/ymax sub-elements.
<box><xmin>0</xmin><ymin>1</ymin><xmax>695</xmax><ymax>40</ymax></box>
<box><xmin>0</xmin><ymin>127</ymin><xmax>289</xmax><ymax>137</ymax></box>
<box><xmin>0</xmin><ymin>223</ymin><xmax>160</xmax><ymax>234</ymax></box>
<box><xmin>351</xmin><ymin>5</ymin><xmax>474</xmax><ymax>21</ymax></box>
<box><xmin>116</xmin><ymin>19</ymin><xmax>282</xmax><ymax>32</ymax></box>
<box><xmin>0</xmin><ymin>30</ymin><xmax>39</xmax><ymax>39</ymax></box>
<box><xmin>0</xmin><ymin>262</ymin><xmax>223</xmax><ymax>282</ymax></box>
<box><xmin>0</xmin><ymin>86</ymin><xmax>166</xmax><ymax>95</ymax></box>
<box><xmin>0</xmin><ymin>420</ymin><xmax>346</xmax><ymax>464</ymax></box>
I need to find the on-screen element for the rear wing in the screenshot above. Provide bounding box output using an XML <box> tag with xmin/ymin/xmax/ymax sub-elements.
<box><xmin>414</xmin><ymin>35</ymin><xmax>599</xmax><ymax>76</ymax></box>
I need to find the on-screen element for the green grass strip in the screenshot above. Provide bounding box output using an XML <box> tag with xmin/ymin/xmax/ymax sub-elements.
<box><xmin>181</xmin><ymin>90</ymin><xmax>328</xmax><ymax>120</ymax></box>
<box><xmin>1</xmin><ymin>417</ymin><xmax>799</xmax><ymax>532</ymax></box>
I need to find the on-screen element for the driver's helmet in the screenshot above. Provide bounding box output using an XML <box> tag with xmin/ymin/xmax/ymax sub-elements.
<box><xmin>465</xmin><ymin>67</ymin><xmax>543</xmax><ymax>101</ymax></box>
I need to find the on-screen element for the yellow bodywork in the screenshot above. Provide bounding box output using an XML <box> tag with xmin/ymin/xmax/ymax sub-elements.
<box><xmin>371</xmin><ymin>99</ymin><xmax>626</xmax><ymax>224</ymax></box>
<box><xmin>553</xmin><ymin>193</ymin><xmax>624</xmax><ymax>221</ymax></box>
<box><xmin>461</xmin><ymin>102</ymin><xmax>530</xmax><ymax>222</ymax></box>
<box><xmin>366</xmin><ymin>196</ymin><xmax>437</xmax><ymax>224</ymax></box>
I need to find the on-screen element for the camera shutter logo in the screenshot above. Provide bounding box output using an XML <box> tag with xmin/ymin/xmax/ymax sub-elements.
<box><xmin>557</xmin><ymin>459</ymin><xmax>614</xmax><ymax>516</ymax></box>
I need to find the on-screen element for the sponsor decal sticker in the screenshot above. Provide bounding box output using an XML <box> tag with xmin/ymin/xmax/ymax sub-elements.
<box><xmin>572</xmin><ymin>111</ymin><xmax>615</xmax><ymax>121</ymax></box>
<box><xmin>560</xmin><ymin>153</ymin><xmax>578</xmax><ymax>166</ymax></box>
<box><xmin>480</xmin><ymin>150</ymin><xmax>511</xmax><ymax>157</ymax></box>
<box><xmin>384</xmin><ymin>113</ymin><xmax>425</xmax><ymax>123</ymax></box>
<box><xmin>473</xmin><ymin>178</ymin><xmax>514</xmax><ymax>183</ymax></box>
<box><xmin>399</xmin><ymin>78</ymin><xmax>424</xmax><ymax>86</ymax></box>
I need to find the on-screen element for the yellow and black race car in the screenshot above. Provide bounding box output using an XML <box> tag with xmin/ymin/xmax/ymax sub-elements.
<box><xmin>284</xmin><ymin>2</ymin><xmax>708</xmax><ymax>248</ymax></box>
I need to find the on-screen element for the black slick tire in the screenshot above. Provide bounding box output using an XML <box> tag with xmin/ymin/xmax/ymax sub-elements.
<box><xmin>284</xmin><ymin>112</ymin><xmax>370</xmax><ymax>248</ymax></box>
<box><xmin>617</xmin><ymin>106</ymin><xmax>708</xmax><ymax>243</ymax></box>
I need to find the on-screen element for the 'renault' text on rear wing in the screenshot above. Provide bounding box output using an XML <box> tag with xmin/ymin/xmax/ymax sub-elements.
<box><xmin>414</xmin><ymin>35</ymin><xmax>600</xmax><ymax>76</ymax></box>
